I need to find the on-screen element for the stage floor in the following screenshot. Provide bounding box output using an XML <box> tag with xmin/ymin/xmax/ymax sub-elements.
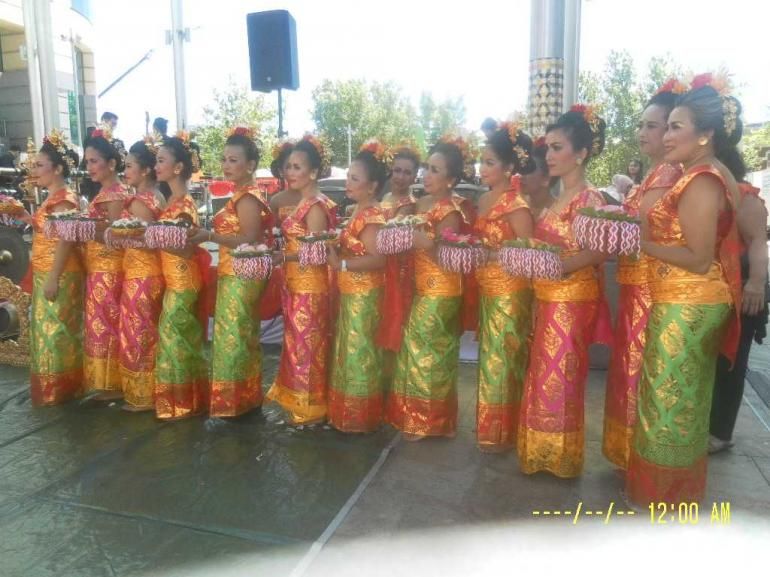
<box><xmin>1</xmin><ymin>342</ymin><xmax>769</xmax><ymax>576</ymax></box>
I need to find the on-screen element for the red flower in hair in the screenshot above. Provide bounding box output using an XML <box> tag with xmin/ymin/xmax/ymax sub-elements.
<box><xmin>690</xmin><ymin>73</ymin><xmax>713</xmax><ymax>91</ymax></box>
<box><xmin>570</xmin><ymin>104</ymin><xmax>588</xmax><ymax>114</ymax></box>
<box><xmin>656</xmin><ymin>77</ymin><xmax>688</xmax><ymax>96</ymax></box>
<box><xmin>534</xmin><ymin>136</ymin><xmax>546</xmax><ymax>149</ymax></box>
<box><xmin>91</xmin><ymin>128</ymin><xmax>106</xmax><ymax>139</ymax></box>
<box><xmin>228</xmin><ymin>126</ymin><xmax>258</xmax><ymax>140</ymax></box>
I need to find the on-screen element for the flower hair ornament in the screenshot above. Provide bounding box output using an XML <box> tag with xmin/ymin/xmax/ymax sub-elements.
<box><xmin>499</xmin><ymin>121</ymin><xmax>530</xmax><ymax>168</ymax></box>
<box><xmin>439</xmin><ymin>133</ymin><xmax>478</xmax><ymax>181</ymax></box>
<box><xmin>227</xmin><ymin>125</ymin><xmax>258</xmax><ymax>141</ymax></box>
<box><xmin>392</xmin><ymin>142</ymin><xmax>422</xmax><ymax>163</ymax></box>
<box><xmin>359</xmin><ymin>138</ymin><xmax>393</xmax><ymax>168</ymax></box>
<box><xmin>533</xmin><ymin>136</ymin><xmax>547</xmax><ymax>149</ymax></box>
<box><xmin>439</xmin><ymin>133</ymin><xmax>476</xmax><ymax>166</ymax></box>
<box><xmin>175</xmin><ymin>130</ymin><xmax>201</xmax><ymax>173</ymax></box>
<box><xmin>42</xmin><ymin>129</ymin><xmax>76</xmax><ymax>171</ymax></box>
<box><xmin>142</xmin><ymin>134</ymin><xmax>161</xmax><ymax>157</ymax></box>
<box><xmin>91</xmin><ymin>122</ymin><xmax>128</xmax><ymax>162</ymax></box>
<box><xmin>688</xmin><ymin>71</ymin><xmax>739</xmax><ymax>138</ymax></box>
<box><xmin>300</xmin><ymin>133</ymin><xmax>332</xmax><ymax>177</ymax></box>
<box><xmin>90</xmin><ymin>122</ymin><xmax>113</xmax><ymax>142</ymax></box>
<box><xmin>227</xmin><ymin>125</ymin><xmax>264</xmax><ymax>158</ymax></box>
<box><xmin>569</xmin><ymin>104</ymin><xmax>604</xmax><ymax>156</ymax></box>
<box><xmin>655</xmin><ymin>77</ymin><xmax>688</xmax><ymax>96</ymax></box>
<box><xmin>271</xmin><ymin>139</ymin><xmax>295</xmax><ymax>162</ymax></box>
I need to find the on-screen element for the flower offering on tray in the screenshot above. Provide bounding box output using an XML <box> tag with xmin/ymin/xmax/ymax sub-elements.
<box><xmin>144</xmin><ymin>219</ymin><xmax>192</xmax><ymax>250</ymax></box>
<box><xmin>44</xmin><ymin>209</ymin><xmax>79</xmax><ymax>240</ymax></box>
<box><xmin>436</xmin><ymin>229</ymin><xmax>486</xmax><ymax>274</ymax></box>
<box><xmin>105</xmin><ymin>218</ymin><xmax>148</xmax><ymax>249</ymax></box>
<box><xmin>298</xmin><ymin>230</ymin><xmax>338</xmax><ymax>267</ymax></box>
<box><xmin>499</xmin><ymin>238</ymin><xmax>563</xmax><ymax>280</ymax></box>
<box><xmin>573</xmin><ymin>206</ymin><xmax>640</xmax><ymax>256</ymax></box>
<box><xmin>72</xmin><ymin>216</ymin><xmax>103</xmax><ymax>242</ymax></box>
<box><xmin>231</xmin><ymin>243</ymin><xmax>273</xmax><ymax>280</ymax></box>
<box><xmin>375</xmin><ymin>215</ymin><xmax>426</xmax><ymax>255</ymax></box>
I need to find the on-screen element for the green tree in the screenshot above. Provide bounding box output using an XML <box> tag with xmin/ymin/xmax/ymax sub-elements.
<box><xmin>578</xmin><ymin>51</ymin><xmax>681</xmax><ymax>187</ymax></box>
<box><xmin>194</xmin><ymin>80</ymin><xmax>277</xmax><ymax>176</ymax></box>
<box><xmin>417</xmin><ymin>92</ymin><xmax>467</xmax><ymax>153</ymax></box>
<box><xmin>312</xmin><ymin>79</ymin><xmax>417</xmax><ymax>166</ymax></box>
<box><xmin>742</xmin><ymin>122</ymin><xmax>770</xmax><ymax>172</ymax></box>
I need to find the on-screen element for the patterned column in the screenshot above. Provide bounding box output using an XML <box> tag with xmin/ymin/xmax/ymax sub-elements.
<box><xmin>528</xmin><ymin>57</ymin><xmax>565</xmax><ymax>138</ymax></box>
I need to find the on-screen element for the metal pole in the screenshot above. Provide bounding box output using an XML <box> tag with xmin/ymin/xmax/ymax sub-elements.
<box><xmin>527</xmin><ymin>0</ymin><xmax>566</xmax><ymax>137</ymax></box>
<box><xmin>347</xmin><ymin>124</ymin><xmax>352</xmax><ymax>167</ymax></box>
<box><xmin>170</xmin><ymin>0</ymin><xmax>188</xmax><ymax>130</ymax></box>
<box><xmin>21</xmin><ymin>0</ymin><xmax>44</xmax><ymax>144</ymax></box>
<box><xmin>97</xmin><ymin>50</ymin><xmax>154</xmax><ymax>99</ymax></box>
<box><xmin>277</xmin><ymin>88</ymin><xmax>284</xmax><ymax>138</ymax></box>
<box><xmin>563</xmin><ymin>0</ymin><xmax>582</xmax><ymax>111</ymax></box>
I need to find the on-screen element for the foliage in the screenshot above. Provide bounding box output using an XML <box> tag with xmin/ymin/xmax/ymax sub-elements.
<box><xmin>417</xmin><ymin>93</ymin><xmax>467</xmax><ymax>152</ymax></box>
<box><xmin>742</xmin><ymin>122</ymin><xmax>770</xmax><ymax>172</ymax></box>
<box><xmin>312</xmin><ymin>79</ymin><xmax>416</xmax><ymax>166</ymax></box>
<box><xmin>578</xmin><ymin>51</ymin><xmax>682</xmax><ymax>186</ymax></box>
<box><xmin>194</xmin><ymin>80</ymin><xmax>277</xmax><ymax>176</ymax></box>
<box><xmin>311</xmin><ymin>79</ymin><xmax>467</xmax><ymax>165</ymax></box>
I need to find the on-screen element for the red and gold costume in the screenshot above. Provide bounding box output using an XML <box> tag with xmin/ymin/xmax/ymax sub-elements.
<box><xmin>210</xmin><ymin>185</ymin><xmax>272</xmax><ymax>417</ymax></box>
<box><xmin>377</xmin><ymin>193</ymin><xmax>417</xmax><ymax>352</ymax></box>
<box><xmin>267</xmin><ymin>193</ymin><xmax>337</xmax><ymax>424</ymax></box>
<box><xmin>84</xmin><ymin>183</ymin><xmax>127</xmax><ymax>394</ymax></box>
<box><xmin>154</xmin><ymin>195</ymin><xmax>208</xmax><ymax>420</ymax></box>
<box><xmin>518</xmin><ymin>188</ymin><xmax>609</xmax><ymax>477</ymax></box>
<box><xmin>30</xmin><ymin>188</ymin><xmax>84</xmax><ymax>405</ymax></box>
<box><xmin>474</xmin><ymin>189</ymin><xmax>533</xmax><ymax>449</ymax></box>
<box><xmin>602</xmin><ymin>163</ymin><xmax>682</xmax><ymax>468</ymax></box>
<box><xmin>119</xmin><ymin>191</ymin><xmax>165</xmax><ymax>409</ymax></box>
<box><xmin>388</xmin><ymin>196</ymin><xmax>466</xmax><ymax>437</ymax></box>
<box><xmin>328</xmin><ymin>206</ymin><xmax>386</xmax><ymax>432</ymax></box>
<box><xmin>626</xmin><ymin>165</ymin><xmax>741</xmax><ymax>504</ymax></box>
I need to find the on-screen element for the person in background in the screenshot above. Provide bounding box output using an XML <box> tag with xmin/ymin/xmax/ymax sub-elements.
<box><xmin>626</xmin><ymin>158</ymin><xmax>643</xmax><ymax>185</ymax></box>
<box><xmin>377</xmin><ymin>146</ymin><xmax>421</xmax><ymax>360</ymax></box>
<box><xmin>519</xmin><ymin>137</ymin><xmax>554</xmax><ymax>221</ymax></box>
<box><xmin>101</xmin><ymin>112</ymin><xmax>118</xmax><ymax>131</ymax></box>
<box><xmin>709</xmin><ymin>171</ymin><xmax>769</xmax><ymax>452</ymax></box>
<box><xmin>152</xmin><ymin>117</ymin><xmax>169</xmax><ymax>140</ymax></box>
<box><xmin>481</xmin><ymin>117</ymin><xmax>498</xmax><ymax>141</ymax></box>
<box><xmin>603</xmin><ymin>173</ymin><xmax>634</xmax><ymax>205</ymax></box>
<box><xmin>0</xmin><ymin>144</ymin><xmax>21</xmax><ymax>168</ymax></box>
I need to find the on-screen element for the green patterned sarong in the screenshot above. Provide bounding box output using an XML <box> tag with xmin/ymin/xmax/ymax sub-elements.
<box><xmin>210</xmin><ymin>275</ymin><xmax>266</xmax><ymax>417</ymax></box>
<box><xmin>328</xmin><ymin>287</ymin><xmax>383</xmax><ymax>432</ymax></box>
<box><xmin>388</xmin><ymin>294</ymin><xmax>461</xmax><ymax>437</ymax></box>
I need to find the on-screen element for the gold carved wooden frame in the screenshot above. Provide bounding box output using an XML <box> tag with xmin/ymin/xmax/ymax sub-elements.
<box><xmin>0</xmin><ymin>276</ymin><xmax>31</xmax><ymax>367</ymax></box>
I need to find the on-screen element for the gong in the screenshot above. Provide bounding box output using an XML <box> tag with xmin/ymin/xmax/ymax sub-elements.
<box><xmin>0</xmin><ymin>226</ymin><xmax>29</xmax><ymax>285</ymax></box>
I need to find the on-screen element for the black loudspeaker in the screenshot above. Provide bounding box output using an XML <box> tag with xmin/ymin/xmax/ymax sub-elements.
<box><xmin>246</xmin><ymin>10</ymin><xmax>299</xmax><ymax>93</ymax></box>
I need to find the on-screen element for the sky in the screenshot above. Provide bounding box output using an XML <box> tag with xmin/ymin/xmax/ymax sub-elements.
<box><xmin>94</xmin><ymin>0</ymin><xmax>770</xmax><ymax>147</ymax></box>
